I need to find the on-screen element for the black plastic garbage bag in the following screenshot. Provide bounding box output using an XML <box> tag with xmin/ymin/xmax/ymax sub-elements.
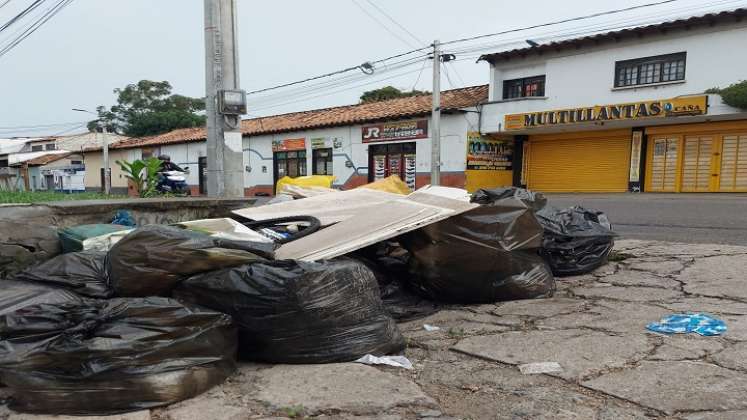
<box><xmin>0</xmin><ymin>297</ymin><xmax>237</xmax><ymax>415</ymax></box>
<box><xmin>107</xmin><ymin>225</ymin><xmax>276</xmax><ymax>297</ymax></box>
<box><xmin>400</xmin><ymin>187</ymin><xmax>555</xmax><ymax>304</ymax></box>
<box><xmin>353</xmin><ymin>243</ymin><xmax>439</xmax><ymax>321</ymax></box>
<box><xmin>174</xmin><ymin>259</ymin><xmax>405</xmax><ymax>364</ymax></box>
<box><xmin>537</xmin><ymin>206</ymin><xmax>616</xmax><ymax>276</ymax></box>
<box><xmin>13</xmin><ymin>251</ymin><xmax>111</xmax><ymax>298</ymax></box>
<box><xmin>0</xmin><ymin>279</ymin><xmax>83</xmax><ymax>315</ymax></box>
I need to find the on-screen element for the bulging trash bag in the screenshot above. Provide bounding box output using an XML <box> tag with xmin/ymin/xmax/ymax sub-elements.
<box><xmin>0</xmin><ymin>279</ymin><xmax>83</xmax><ymax>315</ymax></box>
<box><xmin>174</xmin><ymin>259</ymin><xmax>405</xmax><ymax>364</ymax></box>
<box><xmin>353</xmin><ymin>243</ymin><xmax>439</xmax><ymax>321</ymax></box>
<box><xmin>537</xmin><ymin>206</ymin><xmax>616</xmax><ymax>276</ymax></box>
<box><xmin>0</xmin><ymin>297</ymin><xmax>237</xmax><ymax>415</ymax></box>
<box><xmin>107</xmin><ymin>225</ymin><xmax>276</xmax><ymax>297</ymax></box>
<box><xmin>400</xmin><ymin>187</ymin><xmax>555</xmax><ymax>304</ymax></box>
<box><xmin>13</xmin><ymin>251</ymin><xmax>111</xmax><ymax>298</ymax></box>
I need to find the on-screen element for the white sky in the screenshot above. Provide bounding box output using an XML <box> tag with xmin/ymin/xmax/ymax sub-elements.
<box><xmin>0</xmin><ymin>0</ymin><xmax>744</xmax><ymax>137</ymax></box>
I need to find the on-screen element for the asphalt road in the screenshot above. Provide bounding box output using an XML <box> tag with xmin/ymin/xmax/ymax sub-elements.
<box><xmin>545</xmin><ymin>193</ymin><xmax>747</xmax><ymax>245</ymax></box>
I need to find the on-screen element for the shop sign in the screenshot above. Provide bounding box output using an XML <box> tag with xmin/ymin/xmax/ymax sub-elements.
<box><xmin>504</xmin><ymin>95</ymin><xmax>708</xmax><ymax>131</ymax></box>
<box><xmin>629</xmin><ymin>131</ymin><xmax>643</xmax><ymax>183</ymax></box>
<box><xmin>272</xmin><ymin>138</ymin><xmax>306</xmax><ymax>152</ymax></box>
<box><xmin>466</xmin><ymin>131</ymin><xmax>513</xmax><ymax>171</ymax></box>
<box><xmin>362</xmin><ymin>120</ymin><xmax>428</xmax><ymax>143</ymax></box>
<box><xmin>311</xmin><ymin>137</ymin><xmax>332</xmax><ymax>149</ymax></box>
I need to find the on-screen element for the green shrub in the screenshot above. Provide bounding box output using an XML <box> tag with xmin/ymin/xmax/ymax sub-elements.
<box><xmin>706</xmin><ymin>81</ymin><xmax>747</xmax><ymax>109</ymax></box>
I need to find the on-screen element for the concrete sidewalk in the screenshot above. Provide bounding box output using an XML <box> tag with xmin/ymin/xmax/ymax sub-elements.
<box><xmin>4</xmin><ymin>239</ymin><xmax>747</xmax><ymax>420</ymax></box>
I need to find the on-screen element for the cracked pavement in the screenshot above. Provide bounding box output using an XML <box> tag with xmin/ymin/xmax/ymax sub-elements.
<box><xmin>3</xmin><ymin>239</ymin><xmax>746</xmax><ymax>420</ymax></box>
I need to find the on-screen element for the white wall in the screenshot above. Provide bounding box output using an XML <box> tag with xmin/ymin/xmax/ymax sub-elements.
<box><xmin>242</xmin><ymin>112</ymin><xmax>477</xmax><ymax>189</ymax></box>
<box><xmin>160</xmin><ymin>142</ymin><xmax>206</xmax><ymax>186</ymax></box>
<box><xmin>482</xmin><ymin>22</ymin><xmax>747</xmax><ymax>134</ymax></box>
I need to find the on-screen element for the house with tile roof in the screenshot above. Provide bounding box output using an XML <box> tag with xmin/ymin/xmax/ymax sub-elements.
<box><xmin>83</xmin><ymin>85</ymin><xmax>504</xmax><ymax>195</ymax></box>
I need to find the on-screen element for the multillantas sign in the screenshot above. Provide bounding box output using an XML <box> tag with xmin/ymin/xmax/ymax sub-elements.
<box><xmin>362</xmin><ymin>120</ymin><xmax>428</xmax><ymax>143</ymax></box>
<box><xmin>504</xmin><ymin>95</ymin><xmax>708</xmax><ymax>131</ymax></box>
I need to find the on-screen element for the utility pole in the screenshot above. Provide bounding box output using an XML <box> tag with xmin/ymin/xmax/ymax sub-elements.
<box><xmin>204</xmin><ymin>0</ymin><xmax>246</xmax><ymax>197</ymax></box>
<box><xmin>99</xmin><ymin>121</ymin><xmax>111</xmax><ymax>195</ymax></box>
<box><xmin>430</xmin><ymin>40</ymin><xmax>442</xmax><ymax>186</ymax></box>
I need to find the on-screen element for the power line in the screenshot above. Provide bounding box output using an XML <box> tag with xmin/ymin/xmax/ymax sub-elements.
<box><xmin>362</xmin><ymin>0</ymin><xmax>425</xmax><ymax>46</ymax></box>
<box><xmin>351</xmin><ymin>0</ymin><xmax>419</xmax><ymax>49</ymax></box>
<box><xmin>441</xmin><ymin>0</ymin><xmax>681</xmax><ymax>47</ymax></box>
<box><xmin>0</xmin><ymin>0</ymin><xmax>76</xmax><ymax>59</ymax></box>
<box><xmin>0</xmin><ymin>120</ymin><xmax>89</xmax><ymax>130</ymax></box>
<box><xmin>0</xmin><ymin>0</ymin><xmax>44</xmax><ymax>33</ymax></box>
<box><xmin>245</xmin><ymin>0</ymin><xmax>696</xmax><ymax>102</ymax></box>
<box><xmin>411</xmin><ymin>57</ymin><xmax>429</xmax><ymax>91</ymax></box>
<box><xmin>0</xmin><ymin>0</ymin><xmax>13</xmax><ymax>10</ymax></box>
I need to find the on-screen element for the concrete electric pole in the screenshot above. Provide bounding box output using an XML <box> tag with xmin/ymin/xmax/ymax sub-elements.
<box><xmin>100</xmin><ymin>122</ymin><xmax>111</xmax><ymax>195</ymax></box>
<box><xmin>204</xmin><ymin>0</ymin><xmax>247</xmax><ymax>197</ymax></box>
<box><xmin>73</xmin><ymin>108</ymin><xmax>110</xmax><ymax>195</ymax></box>
<box><xmin>430</xmin><ymin>40</ymin><xmax>442</xmax><ymax>186</ymax></box>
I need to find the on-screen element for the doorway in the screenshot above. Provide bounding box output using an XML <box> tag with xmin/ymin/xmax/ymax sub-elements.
<box><xmin>368</xmin><ymin>142</ymin><xmax>416</xmax><ymax>190</ymax></box>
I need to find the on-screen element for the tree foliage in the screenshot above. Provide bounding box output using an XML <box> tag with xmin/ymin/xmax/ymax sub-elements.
<box><xmin>706</xmin><ymin>81</ymin><xmax>747</xmax><ymax>109</ymax></box>
<box><xmin>89</xmin><ymin>80</ymin><xmax>206</xmax><ymax>137</ymax></box>
<box><xmin>359</xmin><ymin>86</ymin><xmax>429</xmax><ymax>103</ymax></box>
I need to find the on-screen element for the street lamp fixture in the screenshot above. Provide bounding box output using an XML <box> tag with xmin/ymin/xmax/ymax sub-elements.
<box><xmin>73</xmin><ymin>108</ymin><xmax>111</xmax><ymax>195</ymax></box>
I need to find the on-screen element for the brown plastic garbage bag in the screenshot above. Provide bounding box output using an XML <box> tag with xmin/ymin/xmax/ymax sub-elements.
<box><xmin>107</xmin><ymin>225</ymin><xmax>276</xmax><ymax>297</ymax></box>
<box><xmin>0</xmin><ymin>297</ymin><xmax>237</xmax><ymax>415</ymax></box>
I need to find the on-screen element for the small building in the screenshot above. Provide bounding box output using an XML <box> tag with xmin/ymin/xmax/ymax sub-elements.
<box><xmin>479</xmin><ymin>8</ymin><xmax>747</xmax><ymax>193</ymax></box>
<box><xmin>83</xmin><ymin>86</ymin><xmax>508</xmax><ymax>195</ymax></box>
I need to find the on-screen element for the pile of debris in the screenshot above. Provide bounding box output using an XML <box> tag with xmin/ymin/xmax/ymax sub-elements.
<box><xmin>0</xmin><ymin>176</ymin><xmax>615</xmax><ymax>415</ymax></box>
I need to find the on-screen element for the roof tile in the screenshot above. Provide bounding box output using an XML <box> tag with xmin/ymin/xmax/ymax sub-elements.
<box><xmin>88</xmin><ymin>85</ymin><xmax>488</xmax><ymax>152</ymax></box>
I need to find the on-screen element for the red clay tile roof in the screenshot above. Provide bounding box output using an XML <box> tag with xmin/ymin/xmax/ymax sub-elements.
<box><xmin>87</xmin><ymin>85</ymin><xmax>488</xmax><ymax>152</ymax></box>
<box><xmin>20</xmin><ymin>152</ymin><xmax>72</xmax><ymax>166</ymax></box>
<box><xmin>480</xmin><ymin>8</ymin><xmax>747</xmax><ymax>63</ymax></box>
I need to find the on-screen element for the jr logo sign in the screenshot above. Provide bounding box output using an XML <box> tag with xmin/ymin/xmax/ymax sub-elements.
<box><xmin>361</xmin><ymin>120</ymin><xmax>428</xmax><ymax>143</ymax></box>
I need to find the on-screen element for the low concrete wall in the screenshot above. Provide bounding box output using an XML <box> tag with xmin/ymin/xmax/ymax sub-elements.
<box><xmin>0</xmin><ymin>197</ymin><xmax>258</xmax><ymax>278</ymax></box>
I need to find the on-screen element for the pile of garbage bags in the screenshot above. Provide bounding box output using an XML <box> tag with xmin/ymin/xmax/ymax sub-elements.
<box><xmin>0</xmin><ymin>184</ymin><xmax>616</xmax><ymax>415</ymax></box>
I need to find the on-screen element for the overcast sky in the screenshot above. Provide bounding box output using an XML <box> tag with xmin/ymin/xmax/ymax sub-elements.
<box><xmin>0</xmin><ymin>0</ymin><xmax>744</xmax><ymax>137</ymax></box>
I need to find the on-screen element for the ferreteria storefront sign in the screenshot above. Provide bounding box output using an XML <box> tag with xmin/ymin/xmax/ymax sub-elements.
<box><xmin>504</xmin><ymin>95</ymin><xmax>708</xmax><ymax>131</ymax></box>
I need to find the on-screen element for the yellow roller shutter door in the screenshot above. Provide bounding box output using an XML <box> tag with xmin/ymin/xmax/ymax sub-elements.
<box><xmin>527</xmin><ymin>133</ymin><xmax>631</xmax><ymax>193</ymax></box>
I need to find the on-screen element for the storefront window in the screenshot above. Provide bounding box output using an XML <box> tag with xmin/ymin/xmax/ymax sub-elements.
<box><xmin>274</xmin><ymin>150</ymin><xmax>307</xmax><ymax>180</ymax></box>
<box><xmin>312</xmin><ymin>148</ymin><xmax>333</xmax><ymax>175</ymax></box>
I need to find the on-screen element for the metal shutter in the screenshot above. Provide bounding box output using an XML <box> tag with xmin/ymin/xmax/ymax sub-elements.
<box><xmin>526</xmin><ymin>133</ymin><xmax>631</xmax><ymax>193</ymax></box>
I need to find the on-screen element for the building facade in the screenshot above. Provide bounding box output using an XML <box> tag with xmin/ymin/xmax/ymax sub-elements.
<box><xmin>479</xmin><ymin>8</ymin><xmax>747</xmax><ymax>193</ymax></box>
<box><xmin>83</xmin><ymin>86</ymin><xmax>515</xmax><ymax>195</ymax></box>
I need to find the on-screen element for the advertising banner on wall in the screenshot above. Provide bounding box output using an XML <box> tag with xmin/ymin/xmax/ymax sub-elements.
<box><xmin>466</xmin><ymin>131</ymin><xmax>513</xmax><ymax>171</ymax></box>
<box><xmin>272</xmin><ymin>138</ymin><xmax>306</xmax><ymax>152</ymax></box>
<box><xmin>504</xmin><ymin>95</ymin><xmax>708</xmax><ymax>131</ymax></box>
<box><xmin>362</xmin><ymin>120</ymin><xmax>428</xmax><ymax>143</ymax></box>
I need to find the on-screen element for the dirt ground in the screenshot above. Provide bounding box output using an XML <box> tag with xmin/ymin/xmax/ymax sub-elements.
<box><xmin>4</xmin><ymin>239</ymin><xmax>747</xmax><ymax>420</ymax></box>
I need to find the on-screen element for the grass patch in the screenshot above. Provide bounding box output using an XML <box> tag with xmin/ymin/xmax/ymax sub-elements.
<box><xmin>280</xmin><ymin>405</ymin><xmax>306</xmax><ymax>418</ymax></box>
<box><xmin>0</xmin><ymin>191</ymin><xmax>126</xmax><ymax>204</ymax></box>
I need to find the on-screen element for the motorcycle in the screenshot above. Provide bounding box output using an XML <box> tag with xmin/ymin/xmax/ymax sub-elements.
<box><xmin>156</xmin><ymin>170</ymin><xmax>191</xmax><ymax>196</ymax></box>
